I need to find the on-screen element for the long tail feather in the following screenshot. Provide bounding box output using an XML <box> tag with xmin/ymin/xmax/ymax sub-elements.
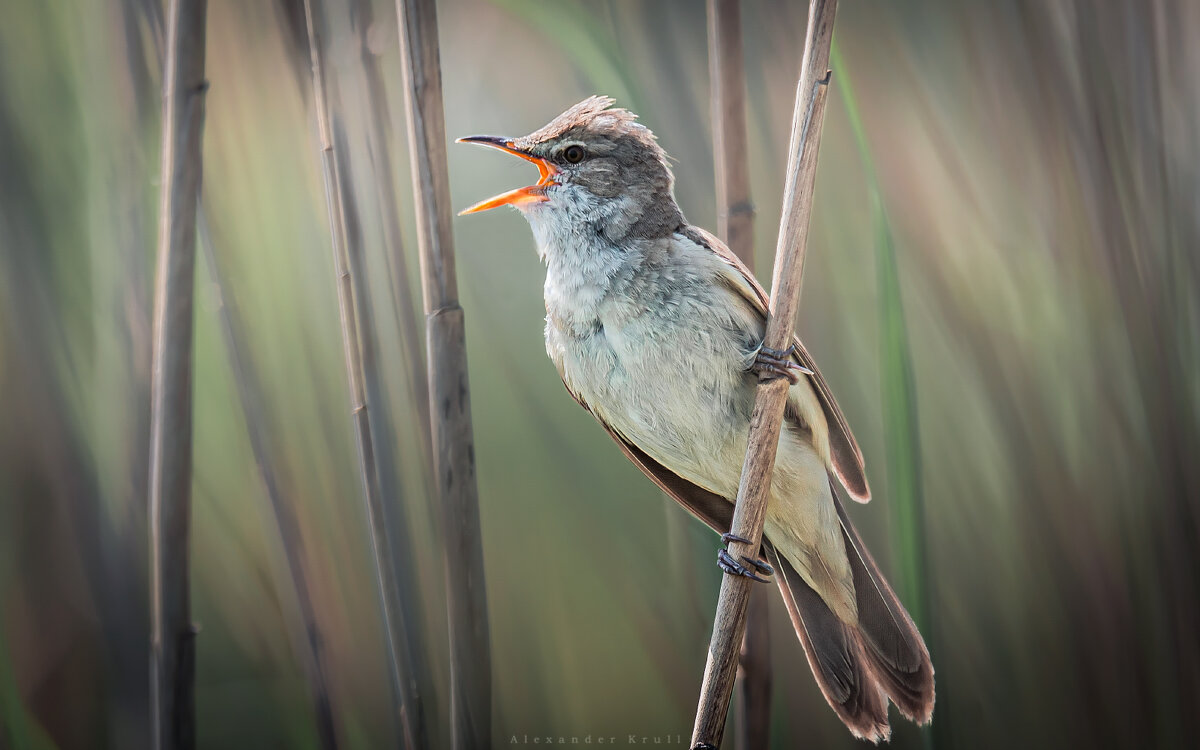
<box><xmin>765</xmin><ymin>483</ymin><xmax>934</xmax><ymax>738</ymax></box>
<box><xmin>832</xmin><ymin>488</ymin><xmax>935</xmax><ymax>723</ymax></box>
<box><xmin>766</xmin><ymin>543</ymin><xmax>891</xmax><ymax>742</ymax></box>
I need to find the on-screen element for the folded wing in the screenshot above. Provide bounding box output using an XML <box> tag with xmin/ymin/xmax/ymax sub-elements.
<box><xmin>679</xmin><ymin>225</ymin><xmax>871</xmax><ymax>502</ymax></box>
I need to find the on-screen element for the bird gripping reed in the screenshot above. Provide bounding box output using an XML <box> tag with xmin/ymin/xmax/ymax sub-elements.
<box><xmin>705</xmin><ymin>1</ymin><xmax>771</xmax><ymax>747</ymax></box>
<box><xmin>691</xmin><ymin>0</ymin><xmax>838</xmax><ymax>746</ymax></box>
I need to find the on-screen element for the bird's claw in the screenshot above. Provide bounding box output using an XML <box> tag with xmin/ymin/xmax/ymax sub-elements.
<box><xmin>751</xmin><ymin>343</ymin><xmax>813</xmax><ymax>384</ymax></box>
<box><xmin>717</xmin><ymin>533</ymin><xmax>774</xmax><ymax>582</ymax></box>
<box><xmin>717</xmin><ymin>549</ymin><xmax>771</xmax><ymax>582</ymax></box>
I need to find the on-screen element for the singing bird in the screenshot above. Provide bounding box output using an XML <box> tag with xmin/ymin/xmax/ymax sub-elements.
<box><xmin>458</xmin><ymin>96</ymin><xmax>933</xmax><ymax>741</ymax></box>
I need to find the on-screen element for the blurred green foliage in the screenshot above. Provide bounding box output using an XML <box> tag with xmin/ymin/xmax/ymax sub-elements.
<box><xmin>1</xmin><ymin>1</ymin><xmax>1198</xmax><ymax>748</ymax></box>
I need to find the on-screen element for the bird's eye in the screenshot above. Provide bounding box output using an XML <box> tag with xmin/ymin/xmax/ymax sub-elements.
<box><xmin>563</xmin><ymin>145</ymin><xmax>586</xmax><ymax>164</ymax></box>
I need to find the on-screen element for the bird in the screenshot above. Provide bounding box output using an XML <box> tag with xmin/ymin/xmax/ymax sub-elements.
<box><xmin>457</xmin><ymin>96</ymin><xmax>933</xmax><ymax>742</ymax></box>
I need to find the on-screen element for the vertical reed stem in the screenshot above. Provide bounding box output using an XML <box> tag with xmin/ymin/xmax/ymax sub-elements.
<box><xmin>691</xmin><ymin>1</ymin><xmax>838</xmax><ymax>747</ymax></box>
<box><xmin>708</xmin><ymin>0</ymin><xmax>756</xmax><ymax>269</ymax></box>
<box><xmin>350</xmin><ymin>0</ymin><xmax>435</xmax><ymax>485</ymax></box>
<box><xmin>707</xmin><ymin>2</ymin><xmax>770</xmax><ymax>747</ymax></box>
<box><xmin>331</xmin><ymin>113</ymin><xmax>432</xmax><ymax>750</ymax></box>
<box><xmin>300</xmin><ymin>0</ymin><xmax>423</xmax><ymax>746</ymax></box>
<box><xmin>394</xmin><ymin>0</ymin><xmax>492</xmax><ymax>746</ymax></box>
<box><xmin>148</xmin><ymin>1</ymin><xmax>207</xmax><ymax>748</ymax></box>
<box><xmin>199</xmin><ymin>217</ymin><xmax>339</xmax><ymax>750</ymax></box>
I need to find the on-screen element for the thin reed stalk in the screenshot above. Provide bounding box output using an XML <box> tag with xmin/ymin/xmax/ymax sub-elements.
<box><xmin>706</xmin><ymin>1</ymin><xmax>770</xmax><ymax>747</ymax></box>
<box><xmin>198</xmin><ymin>216</ymin><xmax>339</xmax><ymax>750</ymax></box>
<box><xmin>338</xmin><ymin>22</ymin><xmax>441</xmax><ymax>719</ymax></box>
<box><xmin>300</xmin><ymin>0</ymin><xmax>423</xmax><ymax>746</ymax></box>
<box><xmin>349</xmin><ymin>0</ymin><xmax>435</xmax><ymax>485</ymax></box>
<box><xmin>708</xmin><ymin>0</ymin><xmax>755</xmax><ymax>269</ymax></box>
<box><xmin>394</xmin><ymin>0</ymin><xmax>493</xmax><ymax>746</ymax></box>
<box><xmin>691</xmin><ymin>1</ymin><xmax>837</xmax><ymax>747</ymax></box>
<box><xmin>147</xmin><ymin>0</ymin><xmax>207</xmax><ymax>748</ymax></box>
<box><xmin>144</xmin><ymin>9</ymin><xmax>340</xmax><ymax>746</ymax></box>
<box><xmin>331</xmin><ymin>111</ymin><xmax>431</xmax><ymax>748</ymax></box>
<box><xmin>700</xmin><ymin>0</ymin><xmax>768</xmax><ymax>744</ymax></box>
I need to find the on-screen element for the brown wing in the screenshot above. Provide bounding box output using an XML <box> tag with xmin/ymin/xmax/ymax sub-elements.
<box><xmin>680</xmin><ymin>225</ymin><xmax>871</xmax><ymax>502</ymax></box>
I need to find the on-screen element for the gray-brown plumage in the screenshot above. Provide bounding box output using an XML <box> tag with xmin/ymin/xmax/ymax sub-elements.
<box><xmin>459</xmin><ymin>96</ymin><xmax>933</xmax><ymax>742</ymax></box>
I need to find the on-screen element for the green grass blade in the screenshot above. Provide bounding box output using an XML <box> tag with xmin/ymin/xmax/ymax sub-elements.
<box><xmin>832</xmin><ymin>41</ymin><xmax>930</xmax><ymax>628</ymax></box>
<box><xmin>833</xmin><ymin>45</ymin><xmax>937</xmax><ymax>749</ymax></box>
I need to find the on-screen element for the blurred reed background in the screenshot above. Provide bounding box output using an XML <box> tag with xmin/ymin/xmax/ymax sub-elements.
<box><xmin>1</xmin><ymin>0</ymin><xmax>1197</xmax><ymax>748</ymax></box>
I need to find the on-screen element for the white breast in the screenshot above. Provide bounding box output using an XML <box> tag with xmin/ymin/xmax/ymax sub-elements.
<box><xmin>542</xmin><ymin>230</ymin><xmax>761</xmax><ymax>495</ymax></box>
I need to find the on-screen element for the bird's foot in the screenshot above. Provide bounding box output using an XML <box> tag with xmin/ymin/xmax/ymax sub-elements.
<box><xmin>717</xmin><ymin>532</ymin><xmax>774</xmax><ymax>583</ymax></box>
<box><xmin>751</xmin><ymin>343</ymin><xmax>812</xmax><ymax>384</ymax></box>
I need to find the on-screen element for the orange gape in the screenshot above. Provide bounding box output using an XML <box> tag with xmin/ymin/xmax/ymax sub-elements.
<box><xmin>456</xmin><ymin>137</ymin><xmax>557</xmax><ymax>214</ymax></box>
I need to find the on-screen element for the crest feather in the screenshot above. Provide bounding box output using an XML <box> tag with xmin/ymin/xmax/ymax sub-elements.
<box><xmin>515</xmin><ymin>95</ymin><xmax>648</xmax><ymax>149</ymax></box>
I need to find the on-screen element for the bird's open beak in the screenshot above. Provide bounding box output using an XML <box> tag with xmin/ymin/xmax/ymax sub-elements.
<box><xmin>456</xmin><ymin>136</ymin><xmax>557</xmax><ymax>215</ymax></box>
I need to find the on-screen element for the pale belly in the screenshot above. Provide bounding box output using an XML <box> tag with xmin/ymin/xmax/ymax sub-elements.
<box><xmin>547</xmin><ymin>301</ymin><xmax>858</xmax><ymax>622</ymax></box>
<box><xmin>549</xmin><ymin>300</ymin><xmax>756</xmax><ymax>496</ymax></box>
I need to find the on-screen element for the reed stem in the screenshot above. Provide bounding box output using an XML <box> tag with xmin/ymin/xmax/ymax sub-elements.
<box><xmin>706</xmin><ymin>1</ymin><xmax>771</xmax><ymax>746</ymax></box>
<box><xmin>394</xmin><ymin>0</ymin><xmax>493</xmax><ymax>745</ymax></box>
<box><xmin>147</xmin><ymin>1</ymin><xmax>207</xmax><ymax>748</ymax></box>
<box><xmin>199</xmin><ymin>216</ymin><xmax>339</xmax><ymax>749</ymax></box>
<box><xmin>708</xmin><ymin>0</ymin><xmax>755</xmax><ymax>269</ymax></box>
<box><xmin>350</xmin><ymin>0</ymin><xmax>436</xmax><ymax>486</ymax></box>
<box><xmin>300</xmin><ymin>0</ymin><xmax>423</xmax><ymax>745</ymax></box>
<box><xmin>690</xmin><ymin>1</ymin><xmax>838</xmax><ymax>746</ymax></box>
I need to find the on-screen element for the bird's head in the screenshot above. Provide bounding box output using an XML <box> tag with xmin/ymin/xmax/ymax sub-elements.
<box><xmin>458</xmin><ymin>96</ymin><xmax>682</xmax><ymax>242</ymax></box>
